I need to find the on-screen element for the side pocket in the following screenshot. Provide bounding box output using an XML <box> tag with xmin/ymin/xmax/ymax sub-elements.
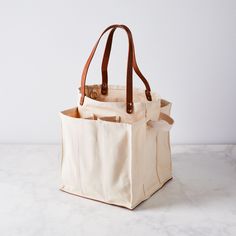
<box><xmin>60</xmin><ymin>107</ymin><xmax>132</xmax><ymax>206</ymax></box>
<box><xmin>60</xmin><ymin>108</ymin><xmax>84</xmax><ymax>194</ymax></box>
<box><xmin>60</xmin><ymin>107</ymin><xmax>102</xmax><ymax>198</ymax></box>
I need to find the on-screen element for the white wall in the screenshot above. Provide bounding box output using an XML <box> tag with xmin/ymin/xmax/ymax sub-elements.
<box><xmin>0</xmin><ymin>0</ymin><xmax>235</xmax><ymax>144</ymax></box>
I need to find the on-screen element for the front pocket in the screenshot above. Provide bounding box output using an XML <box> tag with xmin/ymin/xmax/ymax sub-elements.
<box><xmin>60</xmin><ymin>107</ymin><xmax>132</xmax><ymax>205</ymax></box>
<box><xmin>95</xmin><ymin>120</ymin><xmax>131</xmax><ymax>204</ymax></box>
<box><xmin>60</xmin><ymin>108</ymin><xmax>100</xmax><ymax>197</ymax></box>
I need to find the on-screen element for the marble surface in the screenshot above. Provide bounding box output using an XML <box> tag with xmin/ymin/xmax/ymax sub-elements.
<box><xmin>0</xmin><ymin>144</ymin><xmax>235</xmax><ymax>236</ymax></box>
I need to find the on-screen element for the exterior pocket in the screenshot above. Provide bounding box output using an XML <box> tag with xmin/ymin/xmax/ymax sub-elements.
<box><xmin>60</xmin><ymin>107</ymin><xmax>132</xmax><ymax>206</ymax></box>
<box><xmin>60</xmin><ymin>108</ymin><xmax>99</xmax><ymax>197</ymax></box>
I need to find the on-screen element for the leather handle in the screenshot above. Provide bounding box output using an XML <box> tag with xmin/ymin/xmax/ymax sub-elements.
<box><xmin>80</xmin><ymin>24</ymin><xmax>134</xmax><ymax>113</ymax></box>
<box><xmin>80</xmin><ymin>24</ymin><xmax>151</xmax><ymax>113</ymax></box>
<box><xmin>101</xmin><ymin>26</ymin><xmax>152</xmax><ymax>101</ymax></box>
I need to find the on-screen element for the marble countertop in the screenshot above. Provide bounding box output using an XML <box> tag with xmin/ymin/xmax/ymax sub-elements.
<box><xmin>0</xmin><ymin>144</ymin><xmax>235</xmax><ymax>236</ymax></box>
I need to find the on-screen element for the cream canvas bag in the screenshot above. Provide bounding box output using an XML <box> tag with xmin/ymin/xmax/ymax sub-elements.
<box><xmin>60</xmin><ymin>24</ymin><xmax>174</xmax><ymax>209</ymax></box>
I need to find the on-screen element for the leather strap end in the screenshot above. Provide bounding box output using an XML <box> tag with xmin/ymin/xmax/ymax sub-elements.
<box><xmin>127</xmin><ymin>102</ymin><xmax>134</xmax><ymax>114</ymax></box>
<box><xmin>145</xmin><ymin>90</ymin><xmax>152</xmax><ymax>101</ymax></box>
<box><xmin>80</xmin><ymin>95</ymin><xmax>85</xmax><ymax>105</ymax></box>
<box><xmin>159</xmin><ymin>112</ymin><xmax>174</xmax><ymax>125</ymax></box>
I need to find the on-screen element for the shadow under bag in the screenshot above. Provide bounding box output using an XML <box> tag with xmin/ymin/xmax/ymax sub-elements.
<box><xmin>60</xmin><ymin>24</ymin><xmax>174</xmax><ymax>209</ymax></box>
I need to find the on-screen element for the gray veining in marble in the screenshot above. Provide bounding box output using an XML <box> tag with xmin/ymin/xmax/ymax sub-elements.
<box><xmin>0</xmin><ymin>144</ymin><xmax>236</xmax><ymax>236</ymax></box>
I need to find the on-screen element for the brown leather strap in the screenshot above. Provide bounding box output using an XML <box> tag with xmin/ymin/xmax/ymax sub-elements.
<box><xmin>80</xmin><ymin>24</ymin><xmax>134</xmax><ymax>113</ymax></box>
<box><xmin>159</xmin><ymin>112</ymin><xmax>174</xmax><ymax>125</ymax></box>
<box><xmin>101</xmin><ymin>26</ymin><xmax>152</xmax><ymax>101</ymax></box>
<box><xmin>80</xmin><ymin>24</ymin><xmax>151</xmax><ymax>113</ymax></box>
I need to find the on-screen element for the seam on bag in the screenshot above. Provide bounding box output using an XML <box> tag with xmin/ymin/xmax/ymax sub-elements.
<box><xmin>129</xmin><ymin>124</ymin><xmax>134</xmax><ymax>208</ymax></box>
<box><xmin>155</xmin><ymin>135</ymin><xmax>161</xmax><ymax>185</ymax></box>
<box><xmin>142</xmin><ymin>103</ymin><xmax>148</xmax><ymax>199</ymax></box>
<box><xmin>98</xmin><ymin>121</ymin><xmax>107</xmax><ymax>202</ymax></box>
<box><xmin>168</xmin><ymin>132</ymin><xmax>173</xmax><ymax>174</ymax></box>
<box><xmin>142</xmin><ymin>184</ymin><xmax>146</xmax><ymax>198</ymax></box>
<box><xmin>71</xmin><ymin>112</ymin><xmax>84</xmax><ymax>195</ymax></box>
<box><xmin>60</xmin><ymin>188</ymin><xmax>134</xmax><ymax>210</ymax></box>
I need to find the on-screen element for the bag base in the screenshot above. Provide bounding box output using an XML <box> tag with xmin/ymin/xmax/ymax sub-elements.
<box><xmin>60</xmin><ymin>177</ymin><xmax>173</xmax><ymax>210</ymax></box>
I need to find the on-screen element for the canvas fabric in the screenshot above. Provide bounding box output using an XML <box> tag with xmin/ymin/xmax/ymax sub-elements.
<box><xmin>59</xmin><ymin>24</ymin><xmax>174</xmax><ymax>209</ymax></box>
<box><xmin>60</xmin><ymin>85</ymin><xmax>173</xmax><ymax>209</ymax></box>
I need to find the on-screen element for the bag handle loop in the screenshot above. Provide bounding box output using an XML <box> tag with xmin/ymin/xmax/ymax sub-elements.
<box><xmin>147</xmin><ymin>113</ymin><xmax>174</xmax><ymax>132</ymax></box>
<box><xmin>80</xmin><ymin>24</ymin><xmax>151</xmax><ymax>114</ymax></box>
<box><xmin>101</xmin><ymin>26</ymin><xmax>152</xmax><ymax>101</ymax></box>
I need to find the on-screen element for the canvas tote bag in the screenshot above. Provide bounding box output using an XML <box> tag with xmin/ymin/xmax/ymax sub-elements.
<box><xmin>60</xmin><ymin>24</ymin><xmax>174</xmax><ymax>209</ymax></box>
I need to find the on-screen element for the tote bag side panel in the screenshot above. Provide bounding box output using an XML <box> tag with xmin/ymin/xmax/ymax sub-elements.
<box><xmin>143</xmin><ymin>100</ymin><xmax>163</xmax><ymax>196</ymax></box>
<box><xmin>156</xmin><ymin>100</ymin><xmax>173</xmax><ymax>183</ymax></box>
<box><xmin>130</xmin><ymin>122</ymin><xmax>147</xmax><ymax>208</ymax></box>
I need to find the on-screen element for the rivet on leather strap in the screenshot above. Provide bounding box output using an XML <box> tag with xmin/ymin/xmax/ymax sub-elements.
<box><xmin>127</xmin><ymin>102</ymin><xmax>134</xmax><ymax>114</ymax></box>
<box><xmin>101</xmin><ymin>83</ymin><xmax>108</xmax><ymax>95</ymax></box>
